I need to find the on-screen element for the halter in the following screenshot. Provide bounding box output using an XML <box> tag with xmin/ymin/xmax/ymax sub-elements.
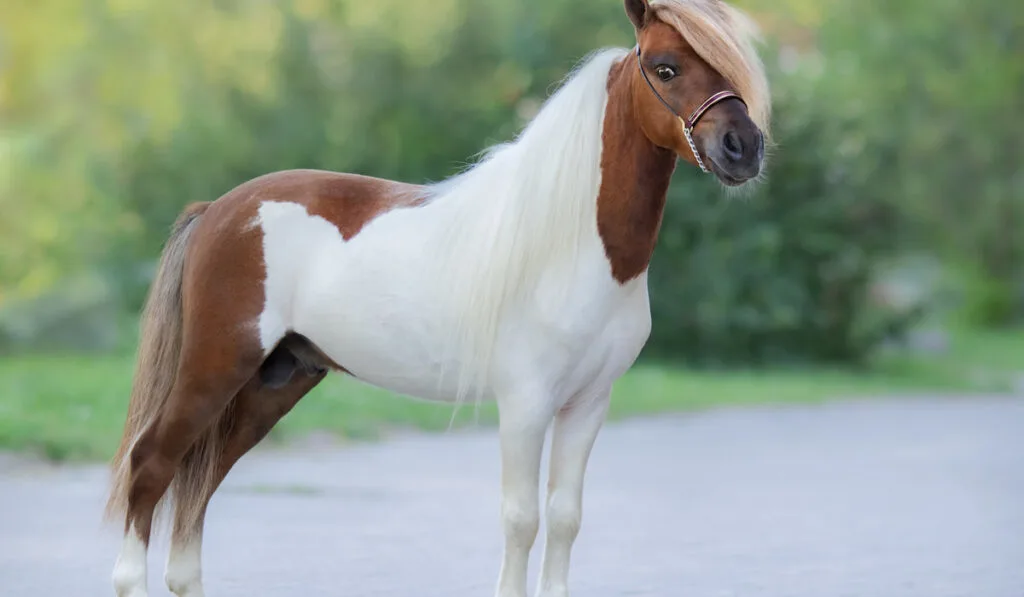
<box><xmin>635</xmin><ymin>45</ymin><xmax>744</xmax><ymax>173</ymax></box>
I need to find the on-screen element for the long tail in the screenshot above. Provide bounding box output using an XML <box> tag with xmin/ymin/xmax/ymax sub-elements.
<box><xmin>104</xmin><ymin>202</ymin><xmax>210</xmax><ymax>525</ymax></box>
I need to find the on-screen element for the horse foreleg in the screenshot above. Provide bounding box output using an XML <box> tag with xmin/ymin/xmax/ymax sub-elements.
<box><xmin>164</xmin><ymin>366</ymin><xmax>326</xmax><ymax>597</ymax></box>
<box><xmin>495</xmin><ymin>390</ymin><xmax>555</xmax><ymax>597</ymax></box>
<box><xmin>535</xmin><ymin>390</ymin><xmax>610</xmax><ymax>597</ymax></box>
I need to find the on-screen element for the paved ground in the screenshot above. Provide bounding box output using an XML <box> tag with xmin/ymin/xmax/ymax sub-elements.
<box><xmin>3</xmin><ymin>395</ymin><xmax>1023</xmax><ymax>597</ymax></box>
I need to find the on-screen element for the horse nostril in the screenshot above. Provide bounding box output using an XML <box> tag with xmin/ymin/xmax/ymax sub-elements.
<box><xmin>722</xmin><ymin>131</ymin><xmax>743</xmax><ymax>162</ymax></box>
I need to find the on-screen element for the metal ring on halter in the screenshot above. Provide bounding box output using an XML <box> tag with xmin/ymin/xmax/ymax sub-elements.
<box><xmin>634</xmin><ymin>45</ymin><xmax>745</xmax><ymax>173</ymax></box>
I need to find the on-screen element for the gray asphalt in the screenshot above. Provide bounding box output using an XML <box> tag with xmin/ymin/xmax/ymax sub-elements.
<box><xmin>2</xmin><ymin>395</ymin><xmax>1023</xmax><ymax>597</ymax></box>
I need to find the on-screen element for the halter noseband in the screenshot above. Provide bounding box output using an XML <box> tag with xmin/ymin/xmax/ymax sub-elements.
<box><xmin>635</xmin><ymin>45</ymin><xmax>744</xmax><ymax>173</ymax></box>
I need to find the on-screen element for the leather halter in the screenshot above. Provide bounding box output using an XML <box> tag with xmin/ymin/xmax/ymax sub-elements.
<box><xmin>635</xmin><ymin>45</ymin><xmax>744</xmax><ymax>173</ymax></box>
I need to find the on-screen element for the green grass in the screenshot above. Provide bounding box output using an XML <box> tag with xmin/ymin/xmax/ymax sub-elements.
<box><xmin>1</xmin><ymin>327</ymin><xmax>1020</xmax><ymax>462</ymax></box>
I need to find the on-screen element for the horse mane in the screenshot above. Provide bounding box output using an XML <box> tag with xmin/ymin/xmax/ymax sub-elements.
<box><xmin>409</xmin><ymin>1</ymin><xmax>771</xmax><ymax>404</ymax></box>
<box><xmin>650</xmin><ymin>0</ymin><xmax>771</xmax><ymax>138</ymax></box>
<box><xmin>422</xmin><ymin>48</ymin><xmax>627</xmax><ymax>403</ymax></box>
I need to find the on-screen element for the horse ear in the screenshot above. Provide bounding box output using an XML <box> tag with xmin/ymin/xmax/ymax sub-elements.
<box><xmin>624</xmin><ymin>0</ymin><xmax>650</xmax><ymax>31</ymax></box>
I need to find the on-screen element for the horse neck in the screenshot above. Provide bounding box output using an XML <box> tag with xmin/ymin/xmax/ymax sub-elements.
<box><xmin>596</xmin><ymin>58</ymin><xmax>678</xmax><ymax>284</ymax></box>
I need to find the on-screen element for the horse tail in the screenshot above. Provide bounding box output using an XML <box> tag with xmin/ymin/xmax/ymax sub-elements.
<box><xmin>104</xmin><ymin>202</ymin><xmax>210</xmax><ymax>524</ymax></box>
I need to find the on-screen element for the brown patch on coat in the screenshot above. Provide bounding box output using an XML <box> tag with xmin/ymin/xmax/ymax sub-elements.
<box><xmin>231</xmin><ymin>168</ymin><xmax>426</xmax><ymax>239</ymax></box>
<box><xmin>596</xmin><ymin>57</ymin><xmax>677</xmax><ymax>284</ymax></box>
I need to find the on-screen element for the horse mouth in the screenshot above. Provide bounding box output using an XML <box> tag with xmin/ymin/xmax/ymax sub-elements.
<box><xmin>708</xmin><ymin>157</ymin><xmax>754</xmax><ymax>187</ymax></box>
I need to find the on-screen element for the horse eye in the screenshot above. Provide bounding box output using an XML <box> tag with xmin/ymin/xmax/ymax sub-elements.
<box><xmin>655</xmin><ymin>65</ymin><xmax>677</xmax><ymax>81</ymax></box>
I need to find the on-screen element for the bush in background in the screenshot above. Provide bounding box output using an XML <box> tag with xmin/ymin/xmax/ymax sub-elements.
<box><xmin>818</xmin><ymin>0</ymin><xmax>1024</xmax><ymax>327</ymax></box>
<box><xmin>644</xmin><ymin>59</ymin><xmax>919</xmax><ymax>365</ymax></box>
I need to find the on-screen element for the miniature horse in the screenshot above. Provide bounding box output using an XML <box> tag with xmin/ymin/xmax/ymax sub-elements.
<box><xmin>104</xmin><ymin>0</ymin><xmax>770</xmax><ymax>595</ymax></box>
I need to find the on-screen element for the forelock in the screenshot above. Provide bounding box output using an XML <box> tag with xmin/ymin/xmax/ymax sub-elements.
<box><xmin>649</xmin><ymin>0</ymin><xmax>771</xmax><ymax>137</ymax></box>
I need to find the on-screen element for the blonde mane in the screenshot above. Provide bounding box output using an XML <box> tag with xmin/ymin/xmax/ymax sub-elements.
<box><xmin>650</xmin><ymin>0</ymin><xmax>771</xmax><ymax>137</ymax></box>
<box><xmin>424</xmin><ymin>49</ymin><xmax>627</xmax><ymax>404</ymax></box>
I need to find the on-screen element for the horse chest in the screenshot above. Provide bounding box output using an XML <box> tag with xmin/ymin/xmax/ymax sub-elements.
<box><xmin>490</xmin><ymin>267</ymin><xmax>653</xmax><ymax>401</ymax></box>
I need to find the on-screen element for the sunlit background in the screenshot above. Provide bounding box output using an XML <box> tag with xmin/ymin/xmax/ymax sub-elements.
<box><xmin>0</xmin><ymin>0</ymin><xmax>1021</xmax><ymax>460</ymax></box>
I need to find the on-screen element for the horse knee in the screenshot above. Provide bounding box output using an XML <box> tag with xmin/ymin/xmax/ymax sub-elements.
<box><xmin>545</xmin><ymin>491</ymin><xmax>582</xmax><ymax>543</ymax></box>
<box><xmin>502</xmin><ymin>499</ymin><xmax>540</xmax><ymax>548</ymax></box>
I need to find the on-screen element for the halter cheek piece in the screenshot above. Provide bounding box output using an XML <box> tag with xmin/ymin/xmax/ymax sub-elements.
<box><xmin>635</xmin><ymin>45</ymin><xmax>744</xmax><ymax>173</ymax></box>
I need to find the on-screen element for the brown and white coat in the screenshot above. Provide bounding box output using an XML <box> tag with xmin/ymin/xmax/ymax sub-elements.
<box><xmin>105</xmin><ymin>2</ymin><xmax>770</xmax><ymax>596</ymax></box>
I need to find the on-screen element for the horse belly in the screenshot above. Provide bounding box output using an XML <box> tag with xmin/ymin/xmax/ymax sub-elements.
<box><xmin>296</xmin><ymin>280</ymin><xmax>468</xmax><ymax>402</ymax></box>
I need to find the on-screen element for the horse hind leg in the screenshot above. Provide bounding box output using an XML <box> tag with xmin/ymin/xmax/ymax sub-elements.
<box><xmin>113</xmin><ymin>331</ymin><xmax>265</xmax><ymax>597</ymax></box>
<box><xmin>108</xmin><ymin>196</ymin><xmax>282</xmax><ymax>596</ymax></box>
<box><xmin>113</xmin><ymin>373</ymin><xmax>255</xmax><ymax>595</ymax></box>
<box><xmin>164</xmin><ymin>334</ymin><xmax>330</xmax><ymax>597</ymax></box>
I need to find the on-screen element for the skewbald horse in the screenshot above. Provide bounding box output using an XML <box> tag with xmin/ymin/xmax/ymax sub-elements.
<box><xmin>104</xmin><ymin>0</ymin><xmax>770</xmax><ymax>595</ymax></box>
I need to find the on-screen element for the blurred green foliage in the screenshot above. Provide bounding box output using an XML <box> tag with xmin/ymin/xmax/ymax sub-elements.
<box><xmin>647</xmin><ymin>76</ymin><xmax>911</xmax><ymax>364</ymax></box>
<box><xmin>819</xmin><ymin>0</ymin><xmax>1024</xmax><ymax>327</ymax></box>
<box><xmin>1</xmin><ymin>0</ymin><xmax>1020</xmax><ymax>362</ymax></box>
